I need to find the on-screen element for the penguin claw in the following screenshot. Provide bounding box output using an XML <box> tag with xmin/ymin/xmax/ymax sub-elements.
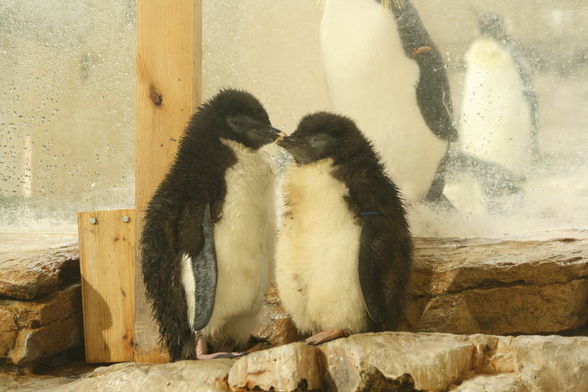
<box><xmin>305</xmin><ymin>329</ymin><xmax>349</xmax><ymax>345</ymax></box>
<box><xmin>196</xmin><ymin>351</ymin><xmax>248</xmax><ymax>360</ymax></box>
<box><xmin>195</xmin><ymin>334</ymin><xmax>248</xmax><ymax>360</ymax></box>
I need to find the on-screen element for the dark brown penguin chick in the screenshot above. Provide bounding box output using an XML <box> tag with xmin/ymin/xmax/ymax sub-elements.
<box><xmin>141</xmin><ymin>89</ymin><xmax>281</xmax><ymax>360</ymax></box>
<box><xmin>275</xmin><ymin>112</ymin><xmax>413</xmax><ymax>344</ymax></box>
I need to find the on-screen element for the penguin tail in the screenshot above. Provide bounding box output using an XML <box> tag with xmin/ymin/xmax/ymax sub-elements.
<box><xmin>140</xmin><ymin>204</ymin><xmax>194</xmax><ymax>361</ymax></box>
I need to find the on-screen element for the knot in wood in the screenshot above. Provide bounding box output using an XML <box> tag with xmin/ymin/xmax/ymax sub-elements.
<box><xmin>150</xmin><ymin>87</ymin><xmax>163</xmax><ymax>106</ymax></box>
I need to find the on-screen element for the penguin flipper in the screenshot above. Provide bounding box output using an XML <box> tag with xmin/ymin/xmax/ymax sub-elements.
<box><xmin>358</xmin><ymin>222</ymin><xmax>386</xmax><ymax>328</ymax></box>
<box><xmin>188</xmin><ymin>203</ymin><xmax>218</xmax><ymax>331</ymax></box>
<box><xmin>386</xmin><ymin>0</ymin><xmax>459</xmax><ymax>142</ymax></box>
<box><xmin>177</xmin><ymin>201</ymin><xmax>218</xmax><ymax>332</ymax></box>
<box><xmin>353</xmin><ymin>183</ymin><xmax>412</xmax><ymax>332</ymax></box>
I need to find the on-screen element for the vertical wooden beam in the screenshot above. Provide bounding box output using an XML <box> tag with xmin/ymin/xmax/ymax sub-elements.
<box><xmin>135</xmin><ymin>0</ymin><xmax>202</xmax><ymax>362</ymax></box>
<box><xmin>78</xmin><ymin>209</ymin><xmax>136</xmax><ymax>363</ymax></box>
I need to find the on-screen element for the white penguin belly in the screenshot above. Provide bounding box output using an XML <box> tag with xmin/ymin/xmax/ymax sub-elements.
<box><xmin>276</xmin><ymin>159</ymin><xmax>368</xmax><ymax>333</ymax></box>
<box><xmin>182</xmin><ymin>139</ymin><xmax>275</xmax><ymax>342</ymax></box>
<box><xmin>320</xmin><ymin>0</ymin><xmax>446</xmax><ymax>201</ymax></box>
<box><xmin>460</xmin><ymin>38</ymin><xmax>533</xmax><ymax>174</ymax></box>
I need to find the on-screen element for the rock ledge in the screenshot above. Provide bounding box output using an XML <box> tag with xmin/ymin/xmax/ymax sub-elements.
<box><xmin>5</xmin><ymin>332</ymin><xmax>585</xmax><ymax>392</ymax></box>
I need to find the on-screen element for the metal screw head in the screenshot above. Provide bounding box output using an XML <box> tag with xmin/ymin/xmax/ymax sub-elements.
<box><xmin>122</xmin><ymin>215</ymin><xmax>130</xmax><ymax>223</ymax></box>
<box><xmin>89</xmin><ymin>217</ymin><xmax>97</xmax><ymax>225</ymax></box>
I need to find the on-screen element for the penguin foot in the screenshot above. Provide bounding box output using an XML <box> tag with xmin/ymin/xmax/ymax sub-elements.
<box><xmin>197</xmin><ymin>351</ymin><xmax>247</xmax><ymax>360</ymax></box>
<box><xmin>195</xmin><ymin>334</ymin><xmax>248</xmax><ymax>360</ymax></box>
<box><xmin>305</xmin><ymin>329</ymin><xmax>349</xmax><ymax>345</ymax></box>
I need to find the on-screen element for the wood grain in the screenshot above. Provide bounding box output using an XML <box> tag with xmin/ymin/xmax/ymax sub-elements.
<box><xmin>135</xmin><ymin>0</ymin><xmax>202</xmax><ymax>362</ymax></box>
<box><xmin>78</xmin><ymin>209</ymin><xmax>136</xmax><ymax>363</ymax></box>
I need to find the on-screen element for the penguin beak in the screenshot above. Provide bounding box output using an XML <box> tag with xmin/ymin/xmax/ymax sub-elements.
<box><xmin>276</xmin><ymin>135</ymin><xmax>313</xmax><ymax>153</ymax></box>
<box><xmin>262</xmin><ymin>125</ymin><xmax>285</xmax><ymax>141</ymax></box>
<box><xmin>272</xmin><ymin>127</ymin><xmax>288</xmax><ymax>139</ymax></box>
<box><xmin>276</xmin><ymin>135</ymin><xmax>316</xmax><ymax>165</ymax></box>
<box><xmin>276</xmin><ymin>135</ymin><xmax>301</xmax><ymax>149</ymax></box>
<box><xmin>276</xmin><ymin>132</ymin><xmax>293</xmax><ymax>144</ymax></box>
<box><xmin>251</xmin><ymin>125</ymin><xmax>285</xmax><ymax>144</ymax></box>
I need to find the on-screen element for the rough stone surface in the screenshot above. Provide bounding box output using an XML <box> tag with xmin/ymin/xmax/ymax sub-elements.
<box><xmin>1</xmin><ymin>333</ymin><xmax>587</xmax><ymax>391</ymax></box>
<box><xmin>229</xmin><ymin>343</ymin><xmax>322</xmax><ymax>391</ymax></box>
<box><xmin>41</xmin><ymin>360</ymin><xmax>234</xmax><ymax>392</ymax></box>
<box><xmin>0</xmin><ymin>372</ymin><xmax>77</xmax><ymax>392</ymax></box>
<box><xmin>227</xmin><ymin>332</ymin><xmax>588</xmax><ymax>392</ymax></box>
<box><xmin>0</xmin><ymin>355</ymin><xmax>96</xmax><ymax>392</ymax></box>
<box><xmin>0</xmin><ymin>308</ymin><xmax>18</xmax><ymax>358</ymax></box>
<box><xmin>453</xmin><ymin>374</ymin><xmax>529</xmax><ymax>392</ymax></box>
<box><xmin>8</xmin><ymin>315</ymin><xmax>82</xmax><ymax>367</ymax></box>
<box><xmin>355</xmin><ymin>368</ymin><xmax>422</xmax><ymax>392</ymax></box>
<box><xmin>319</xmin><ymin>332</ymin><xmax>481</xmax><ymax>392</ymax></box>
<box><xmin>0</xmin><ymin>284</ymin><xmax>82</xmax><ymax>366</ymax></box>
<box><xmin>489</xmin><ymin>335</ymin><xmax>588</xmax><ymax>392</ymax></box>
<box><xmin>318</xmin><ymin>333</ymin><xmax>588</xmax><ymax>392</ymax></box>
<box><xmin>406</xmin><ymin>235</ymin><xmax>588</xmax><ymax>335</ymax></box>
<box><xmin>0</xmin><ymin>233</ymin><xmax>79</xmax><ymax>300</ymax></box>
<box><xmin>411</xmin><ymin>235</ymin><xmax>588</xmax><ymax>295</ymax></box>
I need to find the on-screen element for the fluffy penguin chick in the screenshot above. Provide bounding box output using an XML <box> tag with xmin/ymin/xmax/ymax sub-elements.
<box><xmin>141</xmin><ymin>89</ymin><xmax>281</xmax><ymax>360</ymax></box>
<box><xmin>276</xmin><ymin>112</ymin><xmax>413</xmax><ymax>344</ymax></box>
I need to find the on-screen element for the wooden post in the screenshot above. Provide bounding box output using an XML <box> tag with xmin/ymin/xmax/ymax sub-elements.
<box><xmin>78</xmin><ymin>209</ymin><xmax>136</xmax><ymax>363</ymax></box>
<box><xmin>134</xmin><ymin>0</ymin><xmax>202</xmax><ymax>362</ymax></box>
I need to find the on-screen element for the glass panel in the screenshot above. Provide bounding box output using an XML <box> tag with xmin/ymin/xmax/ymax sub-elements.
<box><xmin>3</xmin><ymin>0</ymin><xmax>585</xmax><ymax>235</ymax></box>
<box><xmin>0</xmin><ymin>0</ymin><xmax>136</xmax><ymax>231</ymax></box>
<box><xmin>203</xmin><ymin>0</ymin><xmax>588</xmax><ymax>236</ymax></box>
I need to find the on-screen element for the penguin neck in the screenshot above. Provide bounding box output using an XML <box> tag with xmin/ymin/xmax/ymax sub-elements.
<box><xmin>291</xmin><ymin>152</ymin><xmax>371</xmax><ymax>172</ymax></box>
<box><xmin>220</xmin><ymin>138</ymin><xmax>257</xmax><ymax>155</ymax></box>
<box><xmin>291</xmin><ymin>157</ymin><xmax>335</xmax><ymax>174</ymax></box>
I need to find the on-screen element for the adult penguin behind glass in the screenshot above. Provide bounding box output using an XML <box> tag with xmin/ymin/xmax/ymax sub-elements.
<box><xmin>477</xmin><ymin>12</ymin><xmax>540</xmax><ymax>160</ymax></box>
<box><xmin>458</xmin><ymin>12</ymin><xmax>539</xmax><ymax>170</ymax></box>
<box><xmin>446</xmin><ymin>13</ymin><xmax>536</xmax><ymax>212</ymax></box>
<box><xmin>140</xmin><ymin>89</ymin><xmax>282</xmax><ymax>360</ymax></box>
<box><xmin>320</xmin><ymin>0</ymin><xmax>457</xmax><ymax>206</ymax></box>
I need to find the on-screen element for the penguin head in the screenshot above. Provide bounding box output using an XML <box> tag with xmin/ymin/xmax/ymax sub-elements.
<box><xmin>478</xmin><ymin>13</ymin><xmax>506</xmax><ymax>40</ymax></box>
<box><xmin>277</xmin><ymin>112</ymin><xmax>370</xmax><ymax>165</ymax></box>
<box><xmin>208</xmin><ymin>89</ymin><xmax>282</xmax><ymax>150</ymax></box>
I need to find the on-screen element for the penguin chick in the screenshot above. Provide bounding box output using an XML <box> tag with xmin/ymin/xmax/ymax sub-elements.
<box><xmin>141</xmin><ymin>89</ymin><xmax>281</xmax><ymax>360</ymax></box>
<box><xmin>275</xmin><ymin>112</ymin><xmax>413</xmax><ymax>344</ymax></box>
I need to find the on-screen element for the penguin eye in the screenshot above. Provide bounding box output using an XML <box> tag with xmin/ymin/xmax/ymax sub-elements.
<box><xmin>227</xmin><ymin>116</ymin><xmax>248</xmax><ymax>132</ymax></box>
<box><xmin>228</xmin><ymin>118</ymin><xmax>242</xmax><ymax>127</ymax></box>
<box><xmin>307</xmin><ymin>134</ymin><xmax>325</xmax><ymax>146</ymax></box>
<box><xmin>306</xmin><ymin>133</ymin><xmax>336</xmax><ymax>152</ymax></box>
